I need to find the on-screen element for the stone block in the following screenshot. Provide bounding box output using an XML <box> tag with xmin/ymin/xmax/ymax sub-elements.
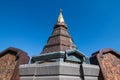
<box><xmin>20</xmin><ymin>62</ymin><xmax>80</xmax><ymax>76</ymax></box>
<box><xmin>84</xmin><ymin>76</ymin><xmax>98</xmax><ymax>80</ymax></box>
<box><xmin>82</xmin><ymin>64</ymin><xmax>99</xmax><ymax>76</ymax></box>
<box><xmin>59</xmin><ymin>62</ymin><xmax>80</xmax><ymax>76</ymax></box>
<box><xmin>21</xmin><ymin>76</ymin><xmax>82</xmax><ymax>80</ymax></box>
<box><xmin>20</xmin><ymin>77</ymin><xmax>33</xmax><ymax>80</ymax></box>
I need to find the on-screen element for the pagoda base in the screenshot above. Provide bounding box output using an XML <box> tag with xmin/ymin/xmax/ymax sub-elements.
<box><xmin>20</xmin><ymin>62</ymin><xmax>99</xmax><ymax>80</ymax></box>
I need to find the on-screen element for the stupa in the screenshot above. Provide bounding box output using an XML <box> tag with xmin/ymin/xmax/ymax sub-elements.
<box><xmin>31</xmin><ymin>10</ymin><xmax>87</xmax><ymax>64</ymax></box>
<box><xmin>20</xmin><ymin>10</ymin><xmax>99</xmax><ymax>80</ymax></box>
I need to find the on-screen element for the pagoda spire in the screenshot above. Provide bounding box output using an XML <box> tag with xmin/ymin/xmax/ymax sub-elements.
<box><xmin>41</xmin><ymin>10</ymin><xmax>76</xmax><ymax>54</ymax></box>
<box><xmin>54</xmin><ymin>9</ymin><xmax>67</xmax><ymax>29</ymax></box>
<box><xmin>31</xmin><ymin>10</ymin><xmax>87</xmax><ymax>64</ymax></box>
<box><xmin>57</xmin><ymin>9</ymin><xmax>64</xmax><ymax>23</ymax></box>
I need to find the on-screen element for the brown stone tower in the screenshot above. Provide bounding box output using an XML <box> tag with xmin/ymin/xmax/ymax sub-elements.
<box><xmin>31</xmin><ymin>10</ymin><xmax>86</xmax><ymax>64</ymax></box>
<box><xmin>42</xmin><ymin>10</ymin><xmax>76</xmax><ymax>53</ymax></box>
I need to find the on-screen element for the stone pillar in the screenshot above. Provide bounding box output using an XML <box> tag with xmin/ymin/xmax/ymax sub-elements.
<box><xmin>82</xmin><ymin>64</ymin><xmax>100</xmax><ymax>80</ymax></box>
<box><xmin>19</xmin><ymin>62</ymin><xmax>99</xmax><ymax>80</ymax></box>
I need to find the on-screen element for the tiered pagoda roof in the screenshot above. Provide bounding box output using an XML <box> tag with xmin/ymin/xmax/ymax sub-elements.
<box><xmin>31</xmin><ymin>10</ymin><xmax>87</xmax><ymax>64</ymax></box>
<box><xmin>42</xmin><ymin>10</ymin><xmax>76</xmax><ymax>53</ymax></box>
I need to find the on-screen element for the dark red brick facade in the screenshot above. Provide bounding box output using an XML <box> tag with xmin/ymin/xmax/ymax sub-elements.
<box><xmin>0</xmin><ymin>53</ymin><xmax>17</xmax><ymax>80</ymax></box>
<box><xmin>90</xmin><ymin>48</ymin><xmax>120</xmax><ymax>80</ymax></box>
<box><xmin>0</xmin><ymin>47</ymin><xmax>30</xmax><ymax>80</ymax></box>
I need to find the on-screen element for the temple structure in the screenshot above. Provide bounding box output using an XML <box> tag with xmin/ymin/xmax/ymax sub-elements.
<box><xmin>0</xmin><ymin>47</ymin><xmax>29</xmax><ymax>80</ymax></box>
<box><xmin>31</xmin><ymin>10</ymin><xmax>87</xmax><ymax>64</ymax></box>
<box><xmin>90</xmin><ymin>48</ymin><xmax>120</xmax><ymax>80</ymax></box>
<box><xmin>0</xmin><ymin>9</ymin><xmax>119</xmax><ymax>80</ymax></box>
<box><xmin>42</xmin><ymin>10</ymin><xmax>76</xmax><ymax>53</ymax></box>
<box><xmin>20</xmin><ymin>10</ymin><xmax>99</xmax><ymax>80</ymax></box>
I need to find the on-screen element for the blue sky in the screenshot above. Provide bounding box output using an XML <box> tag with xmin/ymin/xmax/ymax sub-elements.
<box><xmin>0</xmin><ymin>0</ymin><xmax>120</xmax><ymax>57</ymax></box>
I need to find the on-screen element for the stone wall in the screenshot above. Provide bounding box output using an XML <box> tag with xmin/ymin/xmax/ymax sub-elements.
<box><xmin>0</xmin><ymin>53</ymin><xmax>17</xmax><ymax>80</ymax></box>
<box><xmin>90</xmin><ymin>48</ymin><xmax>120</xmax><ymax>80</ymax></box>
<box><xmin>100</xmin><ymin>53</ymin><xmax>120</xmax><ymax>80</ymax></box>
<box><xmin>20</xmin><ymin>62</ymin><xmax>99</xmax><ymax>80</ymax></box>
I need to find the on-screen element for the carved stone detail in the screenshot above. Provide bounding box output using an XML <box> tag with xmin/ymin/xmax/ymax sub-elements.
<box><xmin>90</xmin><ymin>48</ymin><xmax>120</xmax><ymax>80</ymax></box>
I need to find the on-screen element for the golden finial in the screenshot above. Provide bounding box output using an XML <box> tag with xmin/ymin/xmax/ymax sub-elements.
<box><xmin>57</xmin><ymin>9</ymin><xmax>64</xmax><ymax>23</ymax></box>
